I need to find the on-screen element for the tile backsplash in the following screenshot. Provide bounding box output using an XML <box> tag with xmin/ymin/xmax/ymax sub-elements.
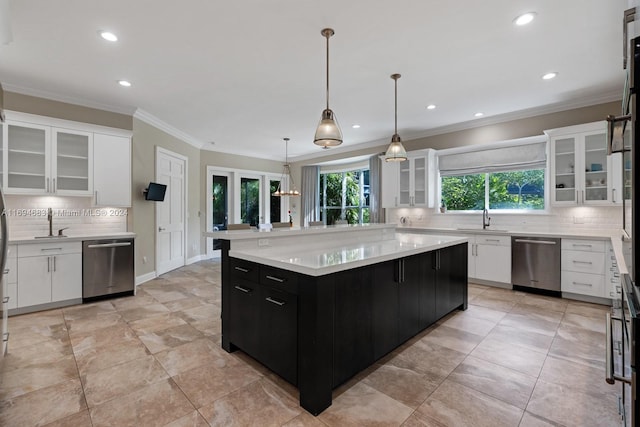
<box><xmin>386</xmin><ymin>205</ymin><xmax>623</xmax><ymax>234</ymax></box>
<box><xmin>4</xmin><ymin>195</ymin><xmax>128</xmax><ymax>239</ymax></box>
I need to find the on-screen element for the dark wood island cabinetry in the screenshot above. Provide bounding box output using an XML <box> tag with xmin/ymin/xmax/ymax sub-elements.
<box><xmin>219</xmin><ymin>236</ymin><xmax>468</xmax><ymax>415</ymax></box>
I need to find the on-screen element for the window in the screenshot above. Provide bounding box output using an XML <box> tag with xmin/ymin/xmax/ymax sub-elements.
<box><xmin>320</xmin><ymin>169</ymin><xmax>370</xmax><ymax>225</ymax></box>
<box><xmin>439</xmin><ymin>137</ymin><xmax>547</xmax><ymax>212</ymax></box>
<box><xmin>269</xmin><ymin>179</ymin><xmax>281</xmax><ymax>223</ymax></box>
<box><xmin>441</xmin><ymin>169</ymin><xmax>545</xmax><ymax>211</ymax></box>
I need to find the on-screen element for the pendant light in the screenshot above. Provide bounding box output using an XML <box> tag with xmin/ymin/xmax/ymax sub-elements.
<box><xmin>384</xmin><ymin>73</ymin><xmax>408</xmax><ymax>162</ymax></box>
<box><xmin>273</xmin><ymin>138</ymin><xmax>301</xmax><ymax>196</ymax></box>
<box><xmin>314</xmin><ymin>28</ymin><xmax>343</xmax><ymax>149</ymax></box>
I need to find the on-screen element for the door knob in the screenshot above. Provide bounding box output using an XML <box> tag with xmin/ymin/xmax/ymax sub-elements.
<box><xmin>158</xmin><ymin>227</ymin><xmax>166</xmax><ymax>232</ymax></box>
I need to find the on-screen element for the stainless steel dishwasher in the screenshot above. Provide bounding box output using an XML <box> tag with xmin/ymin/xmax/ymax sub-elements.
<box><xmin>83</xmin><ymin>238</ymin><xmax>134</xmax><ymax>301</ymax></box>
<box><xmin>511</xmin><ymin>236</ymin><xmax>561</xmax><ymax>294</ymax></box>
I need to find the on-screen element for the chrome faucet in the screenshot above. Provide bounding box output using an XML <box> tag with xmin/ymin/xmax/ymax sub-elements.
<box><xmin>47</xmin><ymin>207</ymin><xmax>53</xmax><ymax>237</ymax></box>
<box><xmin>482</xmin><ymin>208</ymin><xmax>491</xmax><ymax>229</ymax></box>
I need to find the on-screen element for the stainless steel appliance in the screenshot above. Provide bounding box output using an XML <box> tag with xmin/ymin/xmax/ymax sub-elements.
<box><xmin>82</xmin><ymin>238</ymin><xmax>134</xmax><ymax>301</ymax></box>
<box><xmin>0</xmin><ymin>187</ymin><xmax>9</xmax><ymax>357</ymax></box>
<box><xmin>605</xmin><ymin>14</ymin><xmax>639</xmax><ymax>425</ymax></box>
<box><xmin>511</xmin><ymin>236</ymin><xmax>561</xmax><ymax>294</ymax></box>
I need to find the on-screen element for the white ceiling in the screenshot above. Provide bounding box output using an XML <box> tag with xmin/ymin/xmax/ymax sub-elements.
<box><xmin>0</xmin><ymin>0</ymin><xmax>629</xmax><ymax>162</ymax></box>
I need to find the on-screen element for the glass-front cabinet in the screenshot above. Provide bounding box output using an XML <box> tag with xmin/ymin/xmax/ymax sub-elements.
<box><xmin>548</xmin><ymin>122</ymin><xmax>620</xmax><ymax>206</ymax></box>
<box><xmin>2</xmin><ymin>121</ymin><xmax>92</xmax><ymax>196</ymax></box>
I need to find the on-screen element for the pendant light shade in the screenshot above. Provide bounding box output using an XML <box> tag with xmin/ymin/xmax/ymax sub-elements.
<box><xmin>314</xmin><ymin>28</ymin><xmax>343</xmax><ymax>149</ymax></box>
<box><xmin>273</xmin><ymin>138</ymin><xmax>301</xmax><ymax>197</ymax></box>
<box><xmin>385</xmin><ymin>73</ymin><xmax>408</xmax><ymax>162</ymax></box>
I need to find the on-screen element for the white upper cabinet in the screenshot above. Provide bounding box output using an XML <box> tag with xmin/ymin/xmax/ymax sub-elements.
<box><xmin>1</xmin><ymin>112</ymin><xmax>131</xmax><ymax>200</ymax></box>
<box><xmin>547</xmin><ymin>121</ymin><xmax>621</xmax><ymax>206</ymax></box>
<box><xmin>381</xmin><ymin>149</ymin><xmax>436</xmax><ymax>208</ymax></box>
<box><xmin>93</xmin><ymin>133</ymin><xmax>131</xmax><ymax>207</ymax></box>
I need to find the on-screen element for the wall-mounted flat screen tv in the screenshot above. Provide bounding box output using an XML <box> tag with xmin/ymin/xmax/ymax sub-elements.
<box><xmin>145</xmin><ymin>182</ymin><xmax>167</xmax><ymax>201</ymax></box>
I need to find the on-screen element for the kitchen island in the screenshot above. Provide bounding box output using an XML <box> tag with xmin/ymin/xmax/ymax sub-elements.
<box><xmin>205</xmin><ymin>224</ymin><xmax>468</xmax><ymax>415</ymax></box>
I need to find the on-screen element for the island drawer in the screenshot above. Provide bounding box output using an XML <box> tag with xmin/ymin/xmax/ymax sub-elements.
<box><xmin>229</xmin><ymin>257</ymin><xmax>259</xmax><ymax>282</ymax></box>
<box><xmin>260</xmin><ymin>266</ymin><xmax>298</xmax><ymax>294</ymax></box>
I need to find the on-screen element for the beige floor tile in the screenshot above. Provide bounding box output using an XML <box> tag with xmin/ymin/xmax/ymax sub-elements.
<box><xmin>65</xmin><ymin>312</ymin><xmax>124</xmax><ymax>336</ymax></box>
<box><xmin>0</xmin><ymin>379</ymin><xmax>87</xmax><ymax>427</ymax></box>
<box><xmin>82</xmin><ymin>355</ymin><xmax>169</xmax><ymax>407</ymax></box>
<box><xmin>362</xmin><ymin>362</ymin><xmax>441</xmax><ymax>409</ymax></box>
<box><xmin>460</xmin><ymin>304</ymin><xmax>509</xmax><ymax>323</ymax></box>
<box><xmin>7</xmin><ymin>322</ymin><xmax>68</xmax><ymax>350</ymax></box>
<box><xmin>282</xmin><ymin>411</ymin><xmax>329</xmax><ymax>427</ymax></box>
<box><xmin>485</xmin><ymin>324</ymin><xmax>554</xmax><ymax>353</ymax></box>
<box><xmin>548</xmin><ymin>324</ymin><xmax>606</xmax><ymax>369</ymax></box>
<box><xmin>508</xmin><ymin>303</ymin><xmax>565</xmax><ymax>322</ymax></box>
<box><xmin>109</xmin><ymin>294</ymin><xmax>159</xmax><ymax>311</ymax></box>
<box><xmin>470</xmin><ymin>294</ymin><xmax>518</xmax><ymax>312</ymax></box>
<box><xmin>470</xmin><ymin>336</ymin><xmax>547</xmax><ymax>377</ymax></box>
<box><xmin>561</xmin><ymin>312</ymin><xmax>606</xmax><ymax>333</ymax></box>
<box><xmin>0</xmin><ymin>337</ymin><xmax>72</xmax><ymax>370</ymax></box>
<box><xmin>565</xmin><ymin>300</ymin><xmax>610</xmax><ymax>319</ymax></box>
<box><xmin>389</xmin><ymin>339</ymin><xmax>467</xmax><ymax>382</ymax></box>
<box><xmin>199</xmin><ymin>379</ymin><xmax>303</xmax><ymax>427</ymax></box>
<box><xmin>526</xmin><ymin>380</ymin><xmax>619</xmax><ymax>427</ymax></box>
<box><xmin>414</xmin><ymin>379</ymin><xmax>523</xmax><ymax>427</ymax></box>
<box><xmin>439</xmin><ymin>312</ymin><xmax>498</xmax><ymax>336</ymax></box>
<box><xmin>516</xmin><ymin>294</ymin><xmax>568</xmax><ymax>313</ymax></box>
<box><xmin>155</xmin><ymin>337</ymin><xmax>240</xmax><ymax>376</ymax></box>
<box><xmin>164</xmin><ymin>410</ymin><xmax>210</xmax><ymax>427</ymax></box>
<box><xmin>144</xmin><ymin>288</ymin><xmax>190</xmax><ymax>303</ymax></box>
<box><xmin>317</xmin><ymin>382</ymin><xmax>413</xmax><ymax>427</ymax></box>
<box><xmin>62</xmin><ymin>301</ymin><xmax>116</xmax><ymax>320</ymax></box>
<box><xmin>74</xmin><ymin>336</ymin><xmax>150</xmax><ymax>376</ymax></box>
<box><xmin>163</xmin><ymin>296</ymin><xmax>210</xmax><ymax>312</ymax></box>
<box><xmin>448</xmin><ymin>355</ymin><xmax>537</xmax><ymax>409</ymax></box>
<box><xmin>0</xmin><ymin>354</ymin><xmax>78</xmax><ymax>400</ymax></box>
<box><xmin>42</xmin><ymin>410</ymin><xmax>92</xmax><ymax>427</ymax></box>
<box><xmin>137</xmin><ymin>323</ymin><xmax>204</xmax><ymax>354</ymax></box>
<box><xmin>89</xmin><ymin>379</ymin><xmax>194</xmax><ymax>426</ymax></box>
<box><xmin>538</xmin><ymin>355</ymin><xmax>616</xmax><ymax>398</ymax></box>
<box><xmin>69</xmin><ymin>320</ymin><xmax>137</xmax><ymax>349</ymax></box>
<box><xmin>8</xmin><ymin>309</ymin><xmax>65</xmax><ymax>330</ymax></box>
<box><xmin>127</xmin><ymin>312</ymin><xmax>188</xmax><ymax>334</ymax></box>
<box><xmin>518</xmin><ymin>412</ymin><xmax>559</xmax><ymax>427</ymax></box>
<box><xmin>118</xmin><ymin>303</ymin><xmax>172</xmax><ymax>322</ymax></box>
<box><xmin>497</xmin><ymin>312</ymin><xmax>560</xmax><ymax>337</ymax></box>
<box><xmin>419</xmin><ymin>324</ymin><xmax>484</xmax><ymax>354</ymax></box>
<box><xmin>172</xmin><ymin>361</ymin><xmax>262</xmax><ymax>408</ymax></box>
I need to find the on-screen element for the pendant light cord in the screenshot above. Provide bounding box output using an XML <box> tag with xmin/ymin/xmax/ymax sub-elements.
<box><xmin>325</xmin><ymin>32</ymin><xmax>330</xmax><ymax>110</ymax></box>
<box><xmin>394</xmin><ymin>77</ymin><xmax>398</xmax><ymax>135</ymax></box>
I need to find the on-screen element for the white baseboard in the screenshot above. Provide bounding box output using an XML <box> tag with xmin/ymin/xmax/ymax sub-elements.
<box><xmin>187</xmin><ymin>254</ymin><xmax>205</xmax><ymax>265</ymax></box>
<box><xmin>136</xmin><ymin>271</ymin><xmax>157</xmax><ymax>286</ymax></box>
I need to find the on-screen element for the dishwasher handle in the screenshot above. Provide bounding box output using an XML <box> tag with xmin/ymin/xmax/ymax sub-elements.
<box><xmin>86</xmin><ymin>242</ymin><xmax>132</xmax><ymax>249</ymax></box>
<box><xmin>513</xmin><ymin>239</ymin><xmax>557</xmax><ymax>245</ymax></box>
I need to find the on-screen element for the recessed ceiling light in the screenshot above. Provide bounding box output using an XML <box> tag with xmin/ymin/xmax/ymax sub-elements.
<box><xmin>99</xmin><ymin>30</ymin><xmax>118</xmax><ymax>42</ymax></box>
<box><xmin>542</xmin><ymin>72</ymin><xmax>558</xmax><ymax>80</ymax></box>
<box><xmin>352</xmin><ymin>124</ymin><xmax>361</xmax><ymax>129</ymax></box>
<box><xmin>474</xmin><ymin>112</ymin><xmax>484</xmax><ymax>117</ymax></box>
<box><xmin>426</xmin><ymin>104</ymin><xmax>436</xmax><ymax>110</ymax></box>
<box><xmin>514</xmin><ymin>12</ymin><xmax>536</xmax><ymax>26</ymax></box>
<box><xmin>118</xmin><ymin>80</ymin><xmax>132</xmax><ymax>87</ymax></box>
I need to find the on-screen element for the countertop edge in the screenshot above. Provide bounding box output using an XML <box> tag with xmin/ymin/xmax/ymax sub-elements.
<box><xmin>8</xmin><ymin>232</ymin><xmax>137</xmax><ymax>245</ymax></box>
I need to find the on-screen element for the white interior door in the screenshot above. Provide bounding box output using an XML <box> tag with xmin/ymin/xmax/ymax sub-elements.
<box><xmin>156</xmin><ymin>148</ymin><xmax>186</xmax><ymax>276</ymax></box>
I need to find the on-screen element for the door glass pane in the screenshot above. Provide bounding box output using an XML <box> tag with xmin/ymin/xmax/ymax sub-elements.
<box><xmin>240</xmin><ymin>177</ymin><xmax>260</xmax><ymax>226</ymax></box>
<box><xmin>399</xmin><ymin>161</ymin><xmax>410</xmax><ymax>204</ymax></box>
<box><xmin>413</xmin><ymin>157</ymin><xmax>426</xmax><ymax>204</ymax></box>
<box><xmin>270</xmin><ymin>179</ymin><xmax>281</xmax><ymax>223</ymax></box>
<box><xmin>554</xmin><ymin>137</ymin><xmax>576</xmax><ymax>203</ymax></box>
<box><xmin>8</xmin><ymin>125</ymin><xmax>46</xmax><ymax>190</ymax></box>
<box><xmin>56</xmin><ymin>132</ymin><xmax>89</xmax><ymax>191</ymax></box>
<box><xmin>583</xmin><ymin>133</ymin><xmax>607</xmax><ymax>202</ymax></box>
<box><xmin>212</xmin><ymin>175</ymin><xmax>228</xmax><ymax>250</ymax></box>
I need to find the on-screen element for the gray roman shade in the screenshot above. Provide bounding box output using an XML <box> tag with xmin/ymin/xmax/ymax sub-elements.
<box><xmin>439</xmin><ymin>139</ymin><xmax>547</xmax><ymax>177</ymax></box>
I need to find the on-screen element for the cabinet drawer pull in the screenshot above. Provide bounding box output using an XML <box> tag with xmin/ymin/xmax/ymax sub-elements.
<box><xmin>572</xmin><ymin>260</ymin><xmax>593</xmax><ymax>265</ymax></box>
<box><xmin>2</xmin><ymin>332</ymin><xmax>9</xmax><ymax>343</ymax></box>
<box><xmin>572</xmin><ymin>244</ymin><xmax>593</xmax><ymax>248</ymax></box>
<box><xmin>514</xmin><ymin>239</ymin><xmax>557</xmax><ymax>245</ymax></box>
<box><xmin>265</xmin><ymin>275</ymin><xmax>285</xmax><ymax>283</ymax></box>
<box><xmin>233</xmin><ymin>266</ymin><xmax>250</xmax><ymax>273</ymax></box>
<box><xmin>265</xmin><ymin>297</ymin><xmax>285</xmax><ymax>306</ymax></box>
<box><xmin>41</xmin><ymin>248</ymin><xmax>63</xmax><ymax>252</ymax></box>
<box><xmin>484</xmin><ymin>239</ymin><xmax>501</xmax><ymax>242</ymax></box>
<box><xmin>572</xmin><ymin>281</ymin><xmax>593</xmax><ymax>287</ymax></box>
<box><xmin>234</xmin><ymin>285</ymin><xmax>251</xmax><ymax>293</ymax></box>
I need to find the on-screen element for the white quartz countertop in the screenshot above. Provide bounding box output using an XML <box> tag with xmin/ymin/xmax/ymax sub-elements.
<box><xmin>9</xmin><ymin>231</ymin><xmax>136</xmax><ymax>245</ymax></box>
<box><xmin>229</xmin><ymin>233</ymin><xmax>468</xmax><ymax>276</ymax></box>
<box><xmin>204</xmin><ymin>223</ymin><xmax>394</xmax><ymax>241</ymax></box>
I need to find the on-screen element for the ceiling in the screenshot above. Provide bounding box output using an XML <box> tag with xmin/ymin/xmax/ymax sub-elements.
<box><xmin>0</xmin><ymin>0</ymin><xmax>629</xmax><ymax>162</ymax></box>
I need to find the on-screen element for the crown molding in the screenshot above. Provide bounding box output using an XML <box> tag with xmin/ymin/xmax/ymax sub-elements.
<box><xmin>133</xmin><ymin>108</ymin><xmax>204</xmax><ymax>150</ymax></box>
<box><xmin>2</xmin><ymin>83</ymin><xmax>136</xmax><ymax>115</ymax></box>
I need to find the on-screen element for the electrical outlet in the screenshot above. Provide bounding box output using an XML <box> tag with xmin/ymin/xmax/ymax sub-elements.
<box><xmin>258</xmin><ymin>239</ymin><xmax>269</xmax><ymax>247</ymax></box>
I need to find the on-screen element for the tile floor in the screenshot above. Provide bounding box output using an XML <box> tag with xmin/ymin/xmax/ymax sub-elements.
<box><xmin>0</xmin><ymin>259</ymin><xmax>621</xmax><ymax>426</ymax></box>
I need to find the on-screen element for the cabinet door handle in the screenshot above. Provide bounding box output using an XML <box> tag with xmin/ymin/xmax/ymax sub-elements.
<box><xmin>2</xmin><ymin>296</ymin><xmax>9</xmax><ymax>303</ymax></box>
<box><xmin>265</xmin><ymin>297</ymin><xmax>285</xmax><ymax>306</ymax></box>
<box><xmin>576</xmin><ymin>190</ymin><xmax>579</xmax><ymax>203</ymax></box>
<box><xmin>46</xmin><ymin>177</ymin><xmax>50</xmax><ymax>193</ymax></box>
<box><xmin>234</xmin><ymin>285</ymin><xmax>251</xmax><ymax>293</ymax></box>
<box><xmin>53</xmin><ymin>178</ymin><xmax>56</xmax><ymax>192</ymax></box>
<box><xmin>265</xmin><ymin>275</ymin><xmax>284</xmax><ymax>283</ymax></box>
<box><xmin>572</xmin><ymin>281</ymin><xmax>593</xmax><ymax>287</ymax></box>
<box><xmin>582</xmin><ymin>190</ymin><xmax>585</xmax><ymax>204</ymax></box>
<box><xmin>572</xmin><ymin>260</ymin><xmax>593</xmax><ymax>265</ymax></box>
<box><xmin>53</xmin><ymin>256</ymin><xmax>56</xmax><ymax>272</ymax></box>
<box><xmin>612</xmin><ymin>188</ymin><xmax>617</xmax><ymax>203</ymax></box>
<box><xmin>233</xmin><ymin>266</ymin><xmax>250</xmax><ymax>273</ymax></box>
<box><xmin>47</xmin><ymin>257</ymin><xmax>50</xmax><ymax>272</ymax></box>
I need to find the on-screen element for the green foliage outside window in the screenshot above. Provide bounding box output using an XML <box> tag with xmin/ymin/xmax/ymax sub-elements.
<box><xmin>441</xmin><ymin>169</ymin><xmax>544</xmax><ymax>211</ymax></box>
<box><xmin>320</xmin><ymin>170</ymin><xmax>370</xmax><ymax>224</ymax></box>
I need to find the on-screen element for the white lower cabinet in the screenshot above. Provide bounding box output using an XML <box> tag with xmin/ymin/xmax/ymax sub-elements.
<box><xmin>16</xmin><ymin>242</ymin><xmax>82</xmax><ymax>310</ymax></box>
<box><xmin>561</xmin><ymin>239</ymin><xmax>606</xmax><ymax>298</ymax></box>
<box><xmin>468</xmin><ymin>234</ymin><xmax>511</xmax><ymax>284</ymax></box>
